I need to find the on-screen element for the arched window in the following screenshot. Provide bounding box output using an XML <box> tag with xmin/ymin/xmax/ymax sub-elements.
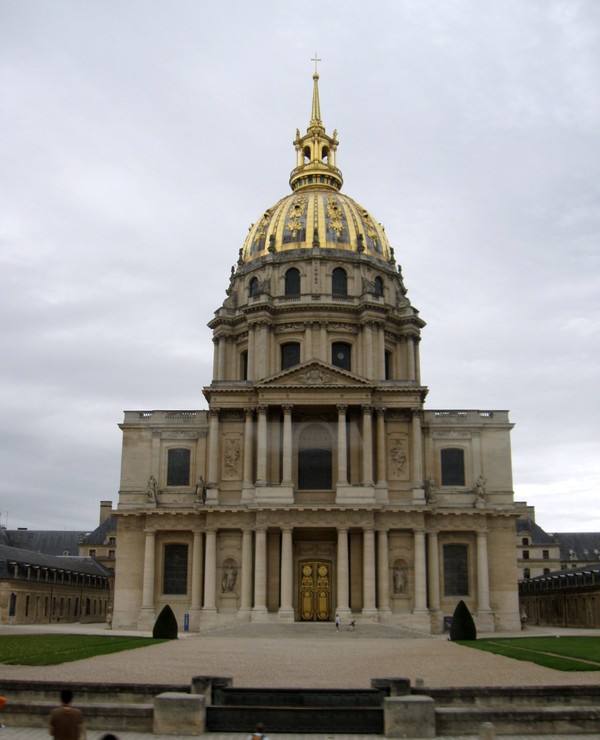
<box><xmin>374</xmin><ymin>276</ymin><xmax>384</xmax><ymax>296</ymax></box>
<box><xmin>249</xmin><ymin>277</ymin><xmax>259</xmax><ymax>297</ymax></box>
<box><xmin>443</xmin><ymin>544</ymin><xmax>469</xmax><ymax>596</ymax></box>
<box><xmin>167</xmin><ymin>448</ymin><xmax>191</xmax><ymax>486</ymax></box>
<box><xmin>441</xmin><ymin>448</ymin><xmax>465</xmax><ymax>486</ymax></box>
<box><xmin>332</xmin><ymin>342</ymin><xmax>351</xmax><ymax>371</ymax></box>
<box><xmin>298</xmin><ymin>425</ymin><xmax>332</xmax><ymax>490</ymax></box>
<box><xmin>521</xmin><ymin>537</ymin><xmax>529</xmax><ymax>546</ymax></box>
<box><xmin>332</xmin><ymin>268</ymin><xmax>347</xmax><ymax>297</ymax></box>
<box><xmin>281</xmin><ymin>342</ymin><xmax>301</xmax><ymax>370</ymax></box>
<box><xmin>163</xmin><ymin>543</ymin><xmax>189</xmax><ymax>595</ymax></box>
<box><xmin>285</xmin><ymin>268</ymin><xmax>301</xmax><ymax>296</ymax></box>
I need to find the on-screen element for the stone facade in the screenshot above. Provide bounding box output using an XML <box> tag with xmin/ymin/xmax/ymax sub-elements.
<box><xmin>112</xmin><ymin>69</ymin><xmax>521</xmax><ymax>634</ymax></box>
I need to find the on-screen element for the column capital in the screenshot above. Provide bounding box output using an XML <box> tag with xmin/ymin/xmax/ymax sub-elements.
<box><xmin>336</xmin><ymin>404</ymin><xmax>348</xmax><ymax>414</ymax></box>
<box><xmin>244</xmin><ymin>407</ymin><xmax>255</xmax><ymax>418</ymax></box>
<box><xmin>209</xmin><ymin>407</ymin><xmax>221</xmax><ymax>418</ymax></box>
<box><xmin>361</xmin><ymin>404</ymin><xmax>373</xmax><ymax>415</ymax></box>
<box><xmin>282</xmin><ymin>404</ymin><xmax>293</xmax><ymax>414</ymax></box>
<box><xmin>257</xmin><ymin>404</ymin><xmax>269</xmax><ymax>415</ymax></box>
<box><xmin>376</xmin><ymin>407</ymin><xmax>386</xmax><ymax>417</ymax></box>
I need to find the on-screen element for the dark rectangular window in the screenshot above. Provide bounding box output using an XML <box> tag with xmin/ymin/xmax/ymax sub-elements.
<box><xmin>167</xmin><ymin>448</ymin><xmax>191</xmax><ymax>486</ymax></box>
<box><xmin>542</xmin><ymin>550</ymin><xmax>549</xmax><ymax>559</ymax></box>
<box><xmin>163</xmin><ymin>543</ymin><xmax>188</xmax><ymax>595</ymax></box>
<box><xmin>281</xmin><ymin>342</ymin><xmax>301</xmax><ymax>370</ymax></box>
<box><xmin>443</xmin><ymin>544</ymin><xmax>469</xmax><ymax>596</ymax></box>
<box><xmin>522</xmin><ymin>550</ymin><xmax>529</xmax><ymax>559</ymax></box>
<box><xmin>441</xmin><ymin>448</ymin><xmax>465</xmax><ymax>486</ymax></box>
<box><xmin>332</xmin><ymin>342</ymin><xmax>351</xmax><ymax>371</ymax></box>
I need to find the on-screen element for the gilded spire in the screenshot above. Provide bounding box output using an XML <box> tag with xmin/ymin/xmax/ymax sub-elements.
<box><xmin>289</xmin><ymin>57</ymin><xmax>343</xmax><ymax>193</ymax></box>
<box><xmin>310</xmin><ymin>53</ymin><xmax>322</xmax><ymax>128</ymax></box>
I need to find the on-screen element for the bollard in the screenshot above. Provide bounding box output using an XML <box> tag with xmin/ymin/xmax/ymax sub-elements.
<box><xmin>479</xmin><ymin>721</ymin><xmax>496</xmax><ymax>739</ymax></box>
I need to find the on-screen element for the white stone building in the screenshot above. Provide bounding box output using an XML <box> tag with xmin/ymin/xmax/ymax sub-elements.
<box><xmin>112</xmin><ymin>69</ymin><xmax>521</xmax><ymax>634</ymax></box>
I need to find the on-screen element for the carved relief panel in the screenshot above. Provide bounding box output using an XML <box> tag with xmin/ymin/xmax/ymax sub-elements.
<box><xmin>388</xmin><ymin>434</ymin><xmax>410</xmax><ymax>481</ymax></box>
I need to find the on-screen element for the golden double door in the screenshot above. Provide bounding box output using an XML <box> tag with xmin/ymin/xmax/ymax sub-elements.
<box><xmin>299</xmin><ymin>559</ymin><xmax>332</xmax><ymax>621</ymax></box>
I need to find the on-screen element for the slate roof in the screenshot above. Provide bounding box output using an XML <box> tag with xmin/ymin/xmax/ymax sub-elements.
<box><xmin>2</xmin><ymin>529</ymin><xmax>87</xmax><ymax>556</ymax></box>
<box><xmin>516</xmin><ymin>517</ymin><xmax>556</xmax><ymax>545</ymax></box>
<box><xmin>0</xmin><ymin>544</ymin><xmax>112</xmax><ymax>578</ymax></box>
<box><xmin>552</xmin><ymin>532</ymin><xmax>600</xmax><ymax>562</ymax></box>
<box><xmin>79</xmin><ymin>516</ymin><xmax>116</xmax><ymax>546</ymax></box>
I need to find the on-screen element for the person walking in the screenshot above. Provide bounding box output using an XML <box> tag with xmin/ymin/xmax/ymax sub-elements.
<box><xmin>335</xmin><ymin>613</ymin><xmax>340</xmax><ymax>631</ymax></box>
<box><xmin>49</xmin><ymin>689</ymin><xmax>85</xmax><ymax>740</ymax></box>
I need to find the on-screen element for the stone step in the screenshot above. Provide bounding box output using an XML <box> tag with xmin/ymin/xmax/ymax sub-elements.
<box><xmin>214</xmin><ymin>688</ymin><xmax>385</xmax><ymax>708</ymax></box>
<box><xmin>435</xmin><ymin>705</ymin><xmax>600</xmax><ymax>736</ymax></box>
<box><xmin>2</xmin><ymin>700</ymin><xmax>153</xmax><ymax>732</ymax></box>
<box><xmin>206</xmin><ymin>705</ymin><xmax>384</xmax><ymax>734</ymax></box>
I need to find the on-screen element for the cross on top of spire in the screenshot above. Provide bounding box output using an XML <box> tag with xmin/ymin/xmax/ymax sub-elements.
<box><xmin>311</xmin><ymin>53</ymin><xmax>322</xmax><ymax>76</ymax></box>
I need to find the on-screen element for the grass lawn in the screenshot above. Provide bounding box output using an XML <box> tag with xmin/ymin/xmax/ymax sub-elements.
<box><xmin>0</xmin><ymin>634</ymin><xmax>167</xmax><ymax>666</ymax></box>
<box><xmin>458</xmin><ymin>636</ymin><xmax>600</xmax><ymax>671</ymax></box>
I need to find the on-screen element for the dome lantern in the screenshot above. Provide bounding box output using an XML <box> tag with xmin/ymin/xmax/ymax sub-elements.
<box><xmin>289</xmin><ymin>55</ymin><xmax>343</xmax><ymax>193</ymax></box>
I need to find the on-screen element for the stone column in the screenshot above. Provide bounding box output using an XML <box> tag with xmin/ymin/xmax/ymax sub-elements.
<box><xmin>364</xmin><ymin>323</ymin><xmax>373</xmax><ymax>378</ymax></box>
<box><xmin>217</xmin><ymin>336</ymin><xmax>227</xmax><ymax>380</ymax></box>
<box><xmin>378</xmin><ymin>324</ymin><xmax>386</xmax><ymax>379</ymax></box>
<box><xmin>207</xmin><ymin>408</ymin><xmax>220</xmax><ymax>495</ymax></box>
<box><xmin>281</xmin><ymin>405</ymin><xmax>293</xmax><ymax>485</ymax></box>
<box><xmin>140</xmin><ymin>530</ymin><xmax>156</xmax><ymax>611</ymax></box>
<box><xmin>413</xmin><ymin>529</ymin><xmax>427</xmax><ymax>612</ymax></box>
<box><xmin>336</xmin><ymin>528</ymin><xmax>350</xmax><ymax>618</ymax></box>
<box><xmin>377</xmin><ymin>529</ymin><xmax>391</xmax><ymax>615</ymax></box>
<box><xmin>477</xmin><ymin>530</ymin><xmax>492</xmax><ymax>612</ymax></box>
<box><xmin>279</xmin><ymin>527</ymin><xmax>294</xmax><ymax>619</ymax></box>
<box><xmin>240</xmin><ymin>529</ymin><xmax>253</xmax><ymax>614</ymax></box>
<box><xmin>411</xmin><ymin>409</ymin><xmax>424</xmax><ymax>501</ymax></box>
<box><xmin>202</xmin><ymin>529</ymin><xmax>217</xmax><ymax>613</ymax></box>
<box><xmin>304</xmin><ymin>321</ymin><xmax>313</xmax><ymax>360</ymax></box>
<box><xmin>252</xmin><ymin>528</ymin><xmax>268</xmax><ymax>619</ymax></box>
<box><xmin>414</xmin><ymin>337</ymin><xmax>421</xmax><ymax>384</ymax></box>
<box><xmin>212</xmin><ymin>337</ymin><xmax>219</xmax><ymax>380</ymax></box>
<box><xmin>190</xmin><ymin>531</ymin><xmax>204</xmax><ymax>611</ymax></box>
<box><xmin>336</xmin><ymin>404</ymin><xmax>348</xmax><ymax>485</ymax></box>
<box><xmin>242</xmin><ymin>408</ymin><xmax>254</xmax><ymax>501</ymax></box>
<box><xmin>320</xmin><ymin>322</ymin><xmax>327</xmax><ymax>361</ymax></box>
<box><xmin>427</xmin><ymin>531</ymin><xmax>440</xmax><ymax>613</ymax></box>
<box><xmin>376</xmin><ymin>408</ymin><xmax>387</xmax><ymax>487</ymax></box>
<box><xmin>362</xmin><ymin>528</ymin><xmax>377</xmax><ymax>617</ymax></box>
<box><xmin>255</xmin><ymin>406</ymin><xmax>268</xmax><ymax>486</ymax></box>
<box><xmin>247</xmin><ymin>324</ymin><xmax>255</xmax><ymax>381</ymax></box>
<box><xmin>258</xmin><ymin>323</ymin><xmax>269</xmax><ymax>378</ymax></box>
<box><xmin>362</xmin><ymin>405</ymin><xmax>374</xmax><ymax>486</ymax></box>
<box><xmin>406</xmin><ymin>335</ymin><xmax>416</xmax><ymax>381</ymax></box>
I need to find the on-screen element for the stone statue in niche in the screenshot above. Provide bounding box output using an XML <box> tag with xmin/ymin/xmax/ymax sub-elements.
<box><xmin>424</xmin><ymin>476</ymin><xmax>437</xmax><ymax>504</ymax></box>
<box><xmin>393</xmin><ymin>566</ymin><xmax>407</xmax><ymax>594</ymax></box>
<box><xmin>475</xmin><ymin>475</ymin><xmax>487</xmax><ymax>501</ymax></box>
<box><xmin>221</xmin><ymin>565</ymin><xmax>238</xmax><ymax>593</ymax></box>
<box><xmin>146</xmin><ymin>475</ymin><xmax>158</xmax><ymax>502</ymax></box>
<box><xmin>195</xmin><ymin>476</ymin><xmax>206</xmax><ymax>504</ymax></box>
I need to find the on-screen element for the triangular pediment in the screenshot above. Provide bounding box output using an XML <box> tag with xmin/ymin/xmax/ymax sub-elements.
<box><xmin>257</xmin><ymin>361</ymin><xmax>372</xmax><ymax>389</ymax></box>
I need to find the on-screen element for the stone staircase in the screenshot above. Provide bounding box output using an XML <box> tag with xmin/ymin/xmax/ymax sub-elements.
<box><xmin>206</xmin><ymin>686</ymin><xmax>386</xmax><ymax>733</ymax></box>
<box><xmin>0</xmin><ymin>679</ymin><xmax>186</xmax><ymax>731</ymax></box>
<box><xmin>2</xmin><ymin>678</ymin><xmax>600</xmax><ymax>735</ymax></box>
<box><xmin>417</xmin><ymin>685</ymin><xmax>600</xmax><ymax>736</ymax></box>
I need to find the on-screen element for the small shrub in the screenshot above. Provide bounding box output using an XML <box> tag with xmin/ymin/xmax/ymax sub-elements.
<box><xmin>449</xmin><ymin>599</ymin><xmax>477</xmax><ymax>641</ymax></box>
<box><xmin>152</xmin><ymin>604</ymin><xmax>178</xmax><ymax>639</ymax></box>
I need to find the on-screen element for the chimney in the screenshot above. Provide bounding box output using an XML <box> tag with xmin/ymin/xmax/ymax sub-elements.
<box><xmin>99</xmin><ymin>500</ymin><xmax>113</xmax><ymax>525</ymax></box>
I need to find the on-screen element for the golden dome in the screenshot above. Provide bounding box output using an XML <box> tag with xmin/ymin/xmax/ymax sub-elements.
<box><xmin>241</xmin><ymin>67</ymin><xmax>394</xmax><ymax>265</ymax></box>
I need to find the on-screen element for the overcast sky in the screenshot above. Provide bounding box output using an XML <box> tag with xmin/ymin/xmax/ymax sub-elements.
<box><xmin>1</xmin><ymin>0</ymin><xmax>598</xmax><ymax>535</ymax></box>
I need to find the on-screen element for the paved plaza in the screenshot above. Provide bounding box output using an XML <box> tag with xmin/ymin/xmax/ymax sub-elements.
<box><xmin>0</xmin><ymin>622</ymin><xmax>599</xmax><ymax>738</ymax></box>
